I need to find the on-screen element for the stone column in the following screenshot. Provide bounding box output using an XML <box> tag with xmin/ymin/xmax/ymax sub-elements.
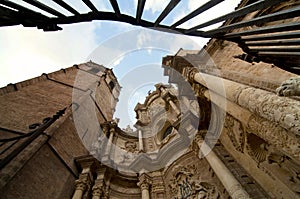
<box><xmin>203</xmin><ymin>90</ymin><xmax>300</xmax><ymax>160</ymax></box>
<box><xmin>168</xmin><ymin>98</ymin><xmax>181</xmax><ymax>116</ymax></box>
<box><xmin>138</xmin><ymin>129</ymin><xmax>144</xmax><ymax>152</ymax></box>
<box><xmin>200</xmin><ymin>141</ymin><xmax>250</xmax><ymax>199</ymax></box>
<box><xmin>160</xmin><ymin>86</ymin><xmax>181</xmax><ymax>116</ymax></box>
<box><xmin>72</xmin><ymin>159</ymin><xmax>94</xmax><ymax>199</ymax></box>
<box><xmin>91</xmin><ymin>167</ymin><xmax>106</xmax><ymax>199</ymax></box>
<box><xmin>72</xmin><ymin>180</ymin><xmax>87</xmax><ymax>199</ymax></box>
<box><xmin>184</xmin><ymin>67</ymin><xmax>300</xmax><ymax>136</ymax></box>
<box><xmin>104</xmin><ymin>127</ymin><xmax>114</xmax><ymax>156</ymax></box>
<box><xmin>138</xmin><ymin>173</ymin><xmax>152</xmax><ymax>199</ymax></box>
<box><xmin>150</xmin><ymin>171</ymin><xmax>166</xmax><ymax>199</ymax></box>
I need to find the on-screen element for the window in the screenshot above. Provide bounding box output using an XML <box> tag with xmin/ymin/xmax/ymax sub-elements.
<box><xmin>162</xmin><ymin>126</ymin><xmax>173</xmax><ymax>140</ymax></box>
<box><xmin>109</xmin><ymin>81</ymin><xmax>115</xmax><ymax>90</ymax></box>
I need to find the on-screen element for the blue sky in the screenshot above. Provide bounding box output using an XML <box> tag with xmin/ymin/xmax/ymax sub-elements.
<box><xmin>0</xmin><ymin>0</ymin><xmax>240</xmax><ymax>128</ymax></box>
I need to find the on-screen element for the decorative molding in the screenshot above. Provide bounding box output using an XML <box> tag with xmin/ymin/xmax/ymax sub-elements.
<box><xmin>246</xmin><ymin>133</ymin><xmax>269</xmax><ymax>164</ymax></box>
<box><xmin>247</xmin><ymin>114</ymin><xmax>300</xmax><ymax>159</ymax></box>
<box><xmin>276</xmin><ymin>76</ymin><xmax>300</xmax><ymax>96</ymax></box>
<box><xmin>182</xmin><ymin>67</ymin><xmax>199</xmax><ymax>83</ymax></box>
<box><xmin>138</xmin><ymin>173</ymin><xmax>152</xmax><ymax>191</ymax></box>
<box><xmin>168</xmin><ymin>164</ymin><xmax>220</xmax><ymax>199</ymax></box>
<box><xmin>224</xmin><ymin>114</ymin><xmax>246</xmax><ymax>153</ymax></box>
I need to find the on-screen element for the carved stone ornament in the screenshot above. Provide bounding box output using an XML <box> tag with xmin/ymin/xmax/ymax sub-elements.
<box><xmin>246</xmin><ymin>133</ymin><xmax>300</xmax><ymax>194</ymax></box>
<box><xmin>224</xmin><ymin>114</ymin><xmax>246</xmax><ymax>153</ymax></box>
<box><xmin>92</xmin><ymin>185</ymin><xmax>103</xmax><ymax>197</ymax></box>
<box><xmin>124</xmin><ymin>141</ymin><xmax>138</xmax><ymax>153</ymax></box>
<box><xmin>138</xmin><ymin>174</ymin><xmax>152</xmax><ymax>191</ymax></box>
<box><xmin>168</xmin><ymin>165</ymin><xmax>219</xmax><ymax>199</ymax></box>
<box><xmin>192</xmin><ymin>83</ymin><xmax>208</xmax><ymax>98</ymax></box>
<box><xmin>267</xmin><ymin>151</ymin><xmax>300</xmax><ymax>194</ymax></box>
<box><xmin>247</xmin><ymin>114</ymin><xmax>300</xmax><ymax>159</ymax></box>
<box><xmin>74</xmin><ymin>179</ymin><xmax>87</xmax><ymax>191</ymax></box>
<box><xmin>246</xmin><ymin>133</ymin><xmax>269</xmax><ymax>164</ymax></box>
<box><xmin>183</xmin><ymin>67</ymin><xmax>199</xmax><ymax>83</ymax></box>
<box><xmin>276</xmin><ymin>76</ymin><xmax>300</xmax><ymax>96</ymax></box>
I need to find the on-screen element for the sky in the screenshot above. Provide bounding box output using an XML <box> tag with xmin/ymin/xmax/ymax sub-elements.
<box><xmin>0</xmin><ymin>0</ymin><xmax>240</xmax><ymax>128</ymax></box>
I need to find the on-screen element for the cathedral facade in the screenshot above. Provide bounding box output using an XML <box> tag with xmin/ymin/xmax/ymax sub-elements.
<box><xmin>1</xmin><ymin>0</ymin><xmax>300</xmax><ymax>198</ymax></box>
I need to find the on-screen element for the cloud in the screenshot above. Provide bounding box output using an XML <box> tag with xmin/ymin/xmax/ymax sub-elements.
<box><xmin>134</xmin><ymin>0</ymin><xmax>169</xmax><ymax>14</ymax></box>
<box><xmin>111</xmin><ymin>55</ymin><xmax>125</xmax><ymax>67</ymax></box>
<box><xmin>0</xmin><ymin>22</ymin><xmax>100</xmax><ymax>87</ymax></box>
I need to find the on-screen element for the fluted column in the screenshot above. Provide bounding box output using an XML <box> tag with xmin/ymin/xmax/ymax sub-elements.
<box><xmin>200</xmin><ymin>141</ymin><xmax>250</xmax><ymax>199</ymax></box>
<box><xmin>138</xmin><ymin>173</ymin><xmax>152</xmax><ymax>199</ymax></box>
<box><xmin>138</xmin><ymin>129</ymin><xmax>144</xmax><ymax>152</ymax></box>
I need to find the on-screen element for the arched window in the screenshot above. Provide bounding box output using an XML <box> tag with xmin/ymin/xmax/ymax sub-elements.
<box><xmin>162</xmin><ymin>126</ymin><xmax>173</xmax><ymax>140</ymax></box>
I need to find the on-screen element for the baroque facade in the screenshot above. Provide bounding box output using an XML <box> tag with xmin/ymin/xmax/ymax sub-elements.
<box><xmin>1</xmin><ymin>0</ymin><xmax>300</xmax><ymax>199</ymax></box>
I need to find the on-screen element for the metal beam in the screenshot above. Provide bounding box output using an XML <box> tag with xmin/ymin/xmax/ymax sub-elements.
<box><xmin>258</xmin><ymin>51</ymin><xmax>300</xmax><ymax>57</ymax></box>
<box><xmin>171</xmin><ymin>0</ymin><xmax>223</xmax><ymax>29</ymax></box>
<box><xmin>53</xmin><ymin>0</ymin><xmax>79</xmax><ymax>15</ymax></box>
<box><xmin>109</xmin><ymin>0</ymin><xmax>121</xmax><ymax>16</ymax></box>
<box><xmin>1</xmin><ymin>0</ymin><xmax>52</xmax><ymax>28</ymax></box>
<box><xmin>246</xmin><ymin>39</ymin><xmax>300</xmax><ymax>46</ymax></box>
<box><xmin>199</xmin><ymin>6</ymin><xmax>300</xmax><ymax>37</ymax></box>
<box><xmin>242</xmin><ymin>31</ymin><xmax>300</xmax><ymax>41</ymax></box>
<box><xmin>136</xmin><ymin>0</ymin><xmax>146</xmax><ymax>24</ymax></box>
<box><xmin>1</xmin><ymin>0</ymin><xmax>47</xmax><ymax>17</ymax></box>
<box><xmin>249</xmin><ymin>47</ymin><xmax>300</xmax><ymax>53</ymax></box>
<box><xmin>82</xmin><ymin>0</ymin><xmax>98</xmax><ymax>12</ymax></box>
<box><xmin>186</xmin><ymin>0</ymin><xmax>283</xmax><ymax>33</ymax></box>
<box><xmin>154</xmin><ymin>0</ymin><xmax>181</xmax><ymax>27</ymax></box>
<box><xmin>0</xmin><ymin>5</ymin><xmax>20</xmax><ymax>26</ymax></box>
<box><xmin>224</xmin><ymin>22</ymin><xmax>300</xmax><ymax>39</ymax></box>
<box><xmin>23</xmin><ymin>0</ymin><xmax>65</xmax><ymax>17</ymax></box>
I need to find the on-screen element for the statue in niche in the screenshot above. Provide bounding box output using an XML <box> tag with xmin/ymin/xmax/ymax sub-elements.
<box><xmin>123</xmin><ymin>125</ymin><xmax>134</xmax><ymax>134</ymax></box>
<box><xmin>192</xmin><ymin>181</ymin><xmax>219</xmax><ymax>199</ymax></box>
<box><xmin>276</xmin><ymin>76</ymin><xmax>300</xmax><ymax>96</ymax></box>
<box><xmin>119</xmin><ymin>141</ymin><xmax>138</xmax><ymax>164</ymax></box>
<box><xmin>168</xmin><ymin>165</ymin><xmax>219</xmax><ymax>199</ymax></box>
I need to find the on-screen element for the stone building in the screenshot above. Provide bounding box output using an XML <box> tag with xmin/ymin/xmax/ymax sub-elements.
<box><xmin>1</xmin><ymin>0</ymin><xmax>300</xmax><ymax>198</ymax></box>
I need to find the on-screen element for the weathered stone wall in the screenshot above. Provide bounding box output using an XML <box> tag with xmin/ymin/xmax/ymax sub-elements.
<box><xmin>1</xmin><ymin>144</ymin><xmax>76</xmax><ymax>199</ymax></box>
<box><xmin>0</xmin><ymin>62</ymin><xmax>119</xmax><ymax>199</ymax></box>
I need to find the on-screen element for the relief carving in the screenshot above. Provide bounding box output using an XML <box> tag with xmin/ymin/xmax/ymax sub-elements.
<box><xmin>276</xmin><ymin>76</ymin><xmax>300</xmax><ymax>97</ymax></box>
<box><xmin>267</xmin><ymin>151</ymin><xmax>300</xmax><ymax>194</ymax></box>
<box><xmin>119</xmin><ymin>141</ymin><xmax>138</xmax><ymax>164</ymax></box>
<box><xmin>246</xmin><ymin>133</ymin><xmax>300</xmax><ymax>195</ymax></box>
<box><xmin>247</xmin><ymin>114</ymin><xmax>300</xmax><ymax>159</ymax></box>
<box><xmin>224</xmin><ymin>114</ymin><xmax>246</xmax><ymax>153</ymax></box>
<box><xmin>168</xmin><ymin>165</ymin><xmax>220</xmax><ymax>199</ymax></box>
<box><xmin>124</xmin><ymin>141</ymin><xmax>138</xmax><ymax>153</ymax></box>
<box><xmin>239</xmin><ymin>87</ymin><xmax>300</xmax><ymax>136</ymax></box>
<box><xmin>192</xmin><ymin>83</ymin><xmax>207</xmax><ymax>98</ymax></box>
<box><xmin>246</xmin><ymin>133</ymin><xmax>269</xmax><ymax>164</ymax></box>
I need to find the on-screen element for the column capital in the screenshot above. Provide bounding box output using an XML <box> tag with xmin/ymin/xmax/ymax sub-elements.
<box><xmin>74</xmin><ymin>179</ymin><xmax>87</xmax><ymax>191</ymax></box>
<box><xmin>92</xmin><ymin>185</ymin><xmax>103</xmax><ymax>197</ymax></box>
<box><xmin>183</xmin><ymin>67</ymin><xmax>198</xmax><ymax>83</ymax></box>
<box><xmin>138</xmin><ymin>173</ymin><xmax>152</xmax><ymax>190</ymax></box>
